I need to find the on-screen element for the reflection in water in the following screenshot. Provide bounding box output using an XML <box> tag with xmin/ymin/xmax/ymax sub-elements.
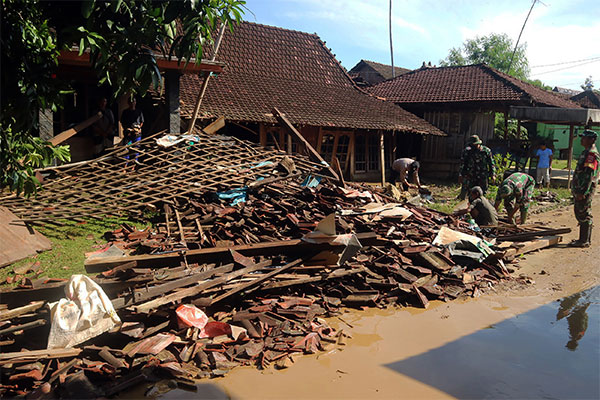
<box><xmin>384</xmin><ymin>286</ymin><xmax>600</xmax><ymax>399</ymax></box>
<box><xmin>556</xmin><ymin>293</ymin><xmax>591</xmax><ymax>351</ymax></box>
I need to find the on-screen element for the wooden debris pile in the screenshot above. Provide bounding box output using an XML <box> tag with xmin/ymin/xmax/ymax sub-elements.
<box><xmin>0</xmin><ymin>127</ymin><xmax>571</xmax><ymax>397</ymax></box>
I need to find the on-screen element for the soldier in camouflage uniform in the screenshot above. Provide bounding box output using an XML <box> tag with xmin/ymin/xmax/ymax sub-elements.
<box><xmin>458</xmin><ymin>135</ymin><xmax>495</xmax><ymax>200</ymax></box>
<box><xmin>569</xmin><ymin>129</ymin><xmax>599</xmax><ymax>247</ymax></box>
<box><xmin>494</xmin><ymin>172</ymin><xmax>535</xmax><ymax>225</ymax></box>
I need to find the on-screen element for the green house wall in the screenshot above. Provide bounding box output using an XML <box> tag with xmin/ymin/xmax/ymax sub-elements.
<box><xmin>536</xmin><ymin>123</ymin><xmax>586</xmax><ymax>159</ymax></box>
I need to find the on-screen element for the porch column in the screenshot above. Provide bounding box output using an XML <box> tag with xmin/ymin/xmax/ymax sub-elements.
<box><xmin>567</xmin><ymin>124</ymin><xmax>574</xmax><ymax>188</ymax></box>
<box><xmin>379</xmin><ymin>131</ymin><xmax>386</xmax><ymax>186</ymax></box>
<box><xmin>165</xmin><ymin>71</ymin><xmax>181</xmax><ymax>133</ymax></box>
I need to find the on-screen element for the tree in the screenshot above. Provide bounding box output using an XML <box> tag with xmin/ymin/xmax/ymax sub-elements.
<box><xmin>440</xmin><ymin>33</ymin><xmax>530</xmax><ymax>80</ymax></box>
<box><xmin>1</xmin><ymin>0</ymin><xmax>245</xmax><ymax>196</ymax></box>
<box><xmin>581</xmin><ymin>76</ymin><xmax>594</xmax><ymax>91</ymax></box>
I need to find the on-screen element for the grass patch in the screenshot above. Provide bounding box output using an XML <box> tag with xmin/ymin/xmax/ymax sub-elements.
<box><xmin>424</xmin><ymin>180</ymin><xmax>572</xmax><ymax>215</ymax></box>
<box><xmin>0</xmin><ymin>217</ymin><xmax>148</xmax><ymax>287</ymax></box>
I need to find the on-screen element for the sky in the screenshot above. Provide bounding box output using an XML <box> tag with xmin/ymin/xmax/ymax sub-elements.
<box><xmin>242</xmin><ymin>0</ymin><xmax>600</xmax><ymax>91</ymax></box>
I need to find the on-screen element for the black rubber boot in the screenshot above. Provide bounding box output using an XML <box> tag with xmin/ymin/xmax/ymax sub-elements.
<box><xmin>569</xmin><ymin>223</ymin><xmax>587</xmax><ymax>247</ymax></box>
<box><xmin>583</xmin><ymin>223</ymin><xmax>593</xmax><ymax>247</ymax></box>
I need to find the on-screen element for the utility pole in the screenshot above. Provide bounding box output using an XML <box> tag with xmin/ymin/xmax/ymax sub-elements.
<box><xmin>389</xmin><ymin>0</ymin><xmax>395</xmax><ymax>78</ymax></box>
<box><xmin>507</xmin><ymin>0</ymin><xmax>538</xmax><ymax>75</ymax></box>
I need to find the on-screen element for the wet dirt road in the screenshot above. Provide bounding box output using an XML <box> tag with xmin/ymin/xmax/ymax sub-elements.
<box><xmin>163</xmin><ymin>198</ymin><xmax>600</xmax><ymax>400</ymax></box>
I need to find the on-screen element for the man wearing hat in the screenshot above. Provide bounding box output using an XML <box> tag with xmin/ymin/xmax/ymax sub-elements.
<box><xmin>494</xmin><ymin>172</ymin><xmax>535</xmax><ymax>225</ymax></box>
<box><xmin>570</xmin><ymin>129</ymin><xmax>599</xmax><ymax>247</ymax></box>
<box><xmin>458</xmin><ymin>135</ymin><xmax>495</xmax><ymax>200</ymax></box>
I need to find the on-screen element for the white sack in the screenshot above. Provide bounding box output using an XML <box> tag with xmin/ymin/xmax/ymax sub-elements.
<box><xmin>47</xmin><ymin>275</ymin><xmax>121</xmax><ymax>349</ymax></box>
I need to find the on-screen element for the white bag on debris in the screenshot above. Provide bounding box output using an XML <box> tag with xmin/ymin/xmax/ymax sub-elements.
<box><xmin>47</xmin><ymin>275</ymin><xmax>121</xmax><ymax>349</ymax></box>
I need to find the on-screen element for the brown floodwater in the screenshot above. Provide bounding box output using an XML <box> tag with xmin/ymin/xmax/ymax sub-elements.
<box><xmin>133</xmin><ymin>282</ymin><xmax>600</xmax><ymax>400</ymax></box>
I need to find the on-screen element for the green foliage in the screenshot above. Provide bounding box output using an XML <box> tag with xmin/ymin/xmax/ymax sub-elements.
<box><xmin>1</xmin><ymin>0</ymin><xmax>245</xmax><ymax>196</ymax></box>
<box><xmin>0</xmin><ymin>122</ymin><xmax>71</xmax><ymax>196</ymax></box>
<box><xmin>494</xmin><ymin>113</ymin><xmax>528</xmax><ymax>140</ymax></box>
<box><xmin>492</xmin><ymin>152</ymin><xmax>512</xmax><ymax>185</ymax></box>
<box><xmin>527</xmin><ymin>78</ymin><xmax>552</xmax><ymax>91</ymax></box>
<box><xmin>581</xmin><ymin>76</ymin><xmax>594</xmax><ymax>91</ymax></box>
<box><xmin>440</xmin><ymin>33</ymin><xmax>530</xmax><ymax>80</ymax></box>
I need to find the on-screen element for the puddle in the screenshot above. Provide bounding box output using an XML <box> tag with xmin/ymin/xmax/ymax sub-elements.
<box><xmin>385</xmin><ymin>285</ymin><xmax>600</xmax><ymax>399</ymax></box>
<box><xmin>124</xmin><ymin>286</ymin><xmax>599</xmax><ymax>399</ymax></box>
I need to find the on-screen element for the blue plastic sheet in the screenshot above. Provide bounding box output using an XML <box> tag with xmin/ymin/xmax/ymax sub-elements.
<box><xmin>216</xmin><ymin>187</ymin><xmax>248</xmax><ymax>206</ymax></box>
<box><xmin>301</xmin><ymin>175</ymin><xmax>322</xmax><ymax>188</ymax></box>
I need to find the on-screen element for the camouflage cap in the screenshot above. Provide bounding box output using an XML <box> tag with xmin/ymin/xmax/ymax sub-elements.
<box><xmin>468</xmin><ymin>135</ymin><xmax>482</xmax><ymax>145</ymax></box>
<box><xmin>580</xmin><ymin>129</ymin><xmax>598</xmax><ymax>140</ymax></box>
<box><xmin>498</xmin><ymin>184</ymin><xmax>513</xmax><ymax>198</ymax></box>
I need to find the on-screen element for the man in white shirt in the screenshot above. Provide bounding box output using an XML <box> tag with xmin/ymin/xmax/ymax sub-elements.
<box><xmin>391</xmin><ymin>158</ymin><xmax>421</xmax><ymax>190</ymax></box>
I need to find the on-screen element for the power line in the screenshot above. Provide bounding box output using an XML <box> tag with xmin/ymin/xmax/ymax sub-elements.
<box><xmin>531</xmin><ymin>56</ymin><xmax>600</xmax><ymax>69</ymax></box>
<box><xmin>532</xmin><ymin>59</ymin><xmax>600</xmax><ymax>76</ymax></box>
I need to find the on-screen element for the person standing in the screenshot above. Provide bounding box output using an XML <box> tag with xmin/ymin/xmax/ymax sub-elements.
<box><xmin>494</xmin><ymin>172</ymin><xmax>535</xmax><ymax>225</ymax></box>
<box><xmin>391</xmin><ymin>158</ymin><xmax>421</xmax><ymax>190</ymax></box>
<box><xmin>120</xmin><ymin>97</ymin><xmax>144</xmax><ymax>162</ymax></box>
<box><xmin>458</xmin><ymin>135</ymin><xmax>495</xmax><ymax>200</ymax></box>
<box><xmin>569</xmin><ymin>129</ymin><xmax>599</xmax><ymax>247</ymax></box>
<box><xmin>535</xmin><ymin>141</ymin><xmax>553</xmax><ymax>189</ymax></box>
<box><xmin>90</xmin><ymin>97</ymin><xmax>115</xmax><ymax>156</ymax></box>
<box><xmin>120</xmin><ymin>97</ymin><xmax>144</xmax><ymax>146</ymax></box>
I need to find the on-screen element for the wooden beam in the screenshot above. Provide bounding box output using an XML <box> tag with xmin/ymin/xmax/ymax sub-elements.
<box><xmin>210</xmin><ymin>257</ymin><xmax>306</xmax><ymax>305</ymax></box>
<box><xmin>49</xmin><ymin>112</ymin><xmax>102</xmax><ymax>146</ymax></box>
<box><xmin>0</xmin><ymin>301</ymin><xmax>45</xmax><ymax>321</ymax></box>
<box><xmin>0</xmin><ymin>348</ymin><xmax>81</xmax><ymax>365</ymax></box>
<box><xmin>272</xmin><ymin>107</ymin><xmax>339</xmax><ymax>181</ymax></box>
<box><xmin>202</xmin><ymin>116</ymin><xmax>225</xmax><ymax>135</ymax></box>
<box><xmin>496</xmin><ymin>227</ymin><xmax>571</xmax><ymax>242</ymax></box>
<box><xmin>85</xmin><ymin>232</ymin><xmax>378</xmax><ymax>272</ymax></box>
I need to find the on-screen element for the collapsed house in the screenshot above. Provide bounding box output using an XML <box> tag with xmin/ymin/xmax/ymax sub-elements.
<box><xmin>0</xmin><ymin>126</ymin><xmax>570</xmax><ymax>397</ymax></box>
<box><xmin>368</xmin><ymin>64</ymin><xmax>580</xmax><ymax>177</ymax></box>
<box><xmin>179</xmin><ymin>22</ymin><xmax>445</xmax><ymax>181</ymax></box>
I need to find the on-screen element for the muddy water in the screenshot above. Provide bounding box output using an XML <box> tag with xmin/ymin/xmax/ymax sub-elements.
<box><xmin>150</xmin><ymin>284</ymin><xmax>598</xmax><ymax>400</ymax></box>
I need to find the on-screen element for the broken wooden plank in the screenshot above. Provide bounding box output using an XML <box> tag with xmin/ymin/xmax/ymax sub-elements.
<box><xmin>210</xmin><ymin>257</ymin><xmax>307</xmax><ymax>305</ymax></box>
<box><xmin>0</xmin><ymin>348</ymin><xmax>81</xmax><ymax>365</ymax></box>
<box><xmin>496</xmin><ymin>228</ymin><xmax>571</xmax><ymax>242</ymax></box>
<box><xmin>0</xmin><ymin>319</ymin><xmax>46</xmax><ymax>335</ymax></box>
<box><xmin>0</xmin><ymin>301</ymin><xmax>45</xmax><ymax>321</ymax></box>
<box><xmin>501</xmin><ymin>236</ymin><xmax>562</xmax><ymax>261</ymax></box>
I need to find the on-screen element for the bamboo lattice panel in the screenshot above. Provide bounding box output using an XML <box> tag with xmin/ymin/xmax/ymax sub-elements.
<box><xmin>1</xmin><ymin>132</ymin><xmax>327</xmax><ymax>223</ymax></box>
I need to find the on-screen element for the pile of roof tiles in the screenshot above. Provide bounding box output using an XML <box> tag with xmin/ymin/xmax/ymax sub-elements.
<box><xmin>0</xmin><ymin>176</ymin><xmax>524</xmax><ymax>398</ymax></box>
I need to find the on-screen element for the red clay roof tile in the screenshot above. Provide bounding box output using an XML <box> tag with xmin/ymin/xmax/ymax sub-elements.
<box><xmin>180</xmin><ymin>22</ymin><xmax>444</xmax><ymax>135</ymax></box>
<box><xmin>368</xmin><ymin>64</ymin><xmax>580</xmax><ymax>109</ymax></box>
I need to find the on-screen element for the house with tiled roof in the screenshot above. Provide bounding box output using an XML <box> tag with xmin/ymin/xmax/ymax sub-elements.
<box><xmin>349</xmin><ymin>59</ymin><xmax>411</xmax><ymax>86</ymax></box>
<box><xmin>570</xmin><ymin>91</ymin><xmax>600</xmax><ymax>109</ymax></box>
<box><xmin>368</xmin><ymin>64</ymin><xmax>580</xmax><ymax>177</ymax></box>
<box><xmin>179</xmin><ymin>22</ymin><xmax>444</xmax><ymax>181</ymax></box>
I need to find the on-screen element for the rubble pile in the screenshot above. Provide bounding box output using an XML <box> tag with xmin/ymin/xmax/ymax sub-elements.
<box><xmin>0</xmin><ymin>128</ymin><xmax>570</xmax><ymax>397</ymax></box>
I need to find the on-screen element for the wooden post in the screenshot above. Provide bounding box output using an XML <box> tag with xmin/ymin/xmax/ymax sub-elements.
<box><xmin>504</xmin><ymin>111</ymin><xmax>509</xmax><ymax>139</ymax></box>
<box><xmin>567</xmin><ymin>124</ymin><xmax>574</xmax><ymax>188</ymax></box>
<box><xmin>379</xmin><ymin>131</ymin><xmax>386</xmax><ymax>186</ymax></box>
<box><xmin>349</xmin><ymin>131</ymin><xmax>356</xmax><ymax>179</ymax></box>
<box><xmin>187</xmin><ymin>23</ymin><xmax>226</xmax><ymax>134</ymax></box>
<box><xmin>259</xmin><ymin>124</ymin><xmax>267</xmax><ymax>146</ymax></box>
<box><xmin>516</xmin><ymin>119</ymin><xmax>521</xmax><ymax>139</ymax></box>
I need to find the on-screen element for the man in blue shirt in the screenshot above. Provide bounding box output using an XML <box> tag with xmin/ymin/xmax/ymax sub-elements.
<box><xmin>535</xmin><ymin>141</ymin><xmax>553</xmax><ymax>189</ymax></box>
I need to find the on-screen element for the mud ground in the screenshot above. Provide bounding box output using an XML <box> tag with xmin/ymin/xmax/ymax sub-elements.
<box><xmin>162</xmin><ymin>195</ymin><xmax>600</xmax><ymax>400</ymax></box>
